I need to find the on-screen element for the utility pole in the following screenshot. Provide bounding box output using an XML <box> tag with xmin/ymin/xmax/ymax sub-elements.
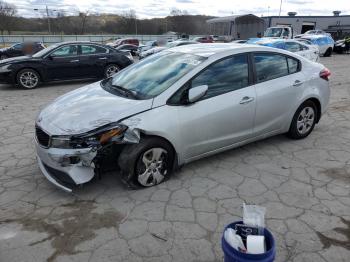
<box><xmin>278</xmin><ymin>0</ymin><xmax>283</xmax><ymax>18</ymax></box>
<box><xmin>46</xmin><ymin>5</ymin><xmax>51</xmax><ymax>34</ymax></box>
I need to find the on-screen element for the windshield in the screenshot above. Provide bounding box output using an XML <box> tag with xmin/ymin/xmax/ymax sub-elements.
<box><xmin>110</xmin><ymin>51</ymin><xmax>206</xmax><ymax>99</ymax></box>
<box><xmin>264</xmin><ymin>28</ymin><xmax>283</xmax><ymax>37</ymax></box>
<box><xmin>32</xmin><ymin>43</ymin><xmax>60</xmax><ymax>57</ymax></box>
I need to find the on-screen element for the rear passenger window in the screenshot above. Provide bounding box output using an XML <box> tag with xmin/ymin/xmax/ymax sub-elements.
<box><xmin>287</xmin><ymin>58</ymin><xmax>299</xmax><ymax>74</ymax></box>
<box><xmin>191</xmin><ymin>54</ymin><xmax>249</xmax><ymax>99</ymax></box>
<box><xmin>81</xmin><ymin>45</ymin><xmax>108</xmax><ymax>55</ymax></box>
<box><xmin>254</xmin><ymin>53</ymin><xmax>288</xmax><ymax>83</ymax></box>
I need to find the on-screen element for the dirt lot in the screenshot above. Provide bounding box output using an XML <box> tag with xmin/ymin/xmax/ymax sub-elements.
<box><xmin>0</xmin><ymin>55</ymin><xmax>350</xmax><ymax>262</ymax></box>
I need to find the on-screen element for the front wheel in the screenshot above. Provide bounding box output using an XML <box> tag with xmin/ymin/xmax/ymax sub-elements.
<box><xmin>287</xmin><ymin>101</ymin><xmax>317</xmax><ymax>139</ymax></box>
<box><xmin>118</xmin><ymin>137</ymin><xmax>174</xmax><ymax>188</ymax></box>
<box><xmin>16</xmin><ymin>69</ymin><xmax>40</xmax><ymax>89</ymax></box>
<box><xmin>104</xmin><ymin>64</ymin><xmax>120</xmax><ymax>78</ymax></box>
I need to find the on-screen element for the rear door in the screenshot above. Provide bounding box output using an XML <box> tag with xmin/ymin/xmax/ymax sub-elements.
<box><xmin>43</xmin><ymin>44</ymin><xmax>81</xmax><ymax>80</ymax></box>
<box><xmin>252</xmin><ymin>52</ymin><xmax>304</xmax><ymax>136</ymax></box>
<box><xmin>78</xmin><ymin>44</ymin><xmax>111</xmax><ymax>78</ymax></box>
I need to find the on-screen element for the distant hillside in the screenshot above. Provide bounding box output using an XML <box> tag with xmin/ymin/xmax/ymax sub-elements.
<box><xmin>9</xmin><ymin>14</ymin><xmax>215</xmax><ymax>35</ymax></box>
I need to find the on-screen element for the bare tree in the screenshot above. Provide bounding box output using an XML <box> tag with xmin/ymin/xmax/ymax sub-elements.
<box><xmin>0</xmin><ymin>0</ymin><xmax>17</xmax><ymax>35</ymax></box>
<box><xmin>79</xmin><ymin>11</ymin><xmax>90</xmax><ymax>34</ymax></box>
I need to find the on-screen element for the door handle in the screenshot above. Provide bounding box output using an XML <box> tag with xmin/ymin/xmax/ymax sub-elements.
<box><xmin>239</xmin><ymin>96</ymin><xmax>254</xmax><ymax>104</ymax></box>
<box><xmin>98</xmin><ymin>57</ymin><xmax>107</xmax><ymax>60</ymax></box>
<box><xmin>293</xmin><ymin>80</ymin><xmax>303</xmax><ymax>87</ymax></box>
<box><xmin>70</xmin><ymin>59</ymin><xmax>79</xmax><ymax>63</ymax></box>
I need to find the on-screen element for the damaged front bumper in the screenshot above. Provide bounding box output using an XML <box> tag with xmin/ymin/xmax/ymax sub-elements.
<box><xmin>35</xmin><ymin>141</ymin><xmax>97</xmax><ymax>192</ymax></box>
<box><xmin>35</xmin><ymin>123</ymin><xmax>141</xmax><ymax>192</ymax></box>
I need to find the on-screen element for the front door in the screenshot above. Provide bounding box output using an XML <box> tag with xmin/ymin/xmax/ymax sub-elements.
<box><xmin>43</xmin><ymin>44</ymin><xmax>81</xmax><ymax>80</ymax></box>
<box><xmin>173</xmin><ymin>54</ymin><xmax>257</xmax><ymax>160</ymax></box>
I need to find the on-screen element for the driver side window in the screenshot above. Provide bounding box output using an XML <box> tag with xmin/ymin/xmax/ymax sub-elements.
<box><xmin>191</xmin><ymin>54</ymin><xmax>249</xmax><ymax>99</ymax></box>
<box><xmin>168</xmin><ymin>54</ymin><xmax>249</xmax><ymax>105</ymax></box>
<box><xmin>51</xmin><ymin>45</ymin><xmax>78</xmax><ymax>57</ymax></box>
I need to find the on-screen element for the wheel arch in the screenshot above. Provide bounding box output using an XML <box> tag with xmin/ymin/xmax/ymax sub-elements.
<box><xmin>15</xmin><ymin>67</ymin><xmax>43</xmax><ymax>84</ymax></box>
<box><xmin>300</xmin><ymin>97</ymin><xmax>322</xmax><ymax>123</ymax></box>
<box><xmin>138</xmin><ymin>132</ymin><xmax>180</xmax><ymax>170</ymax></box>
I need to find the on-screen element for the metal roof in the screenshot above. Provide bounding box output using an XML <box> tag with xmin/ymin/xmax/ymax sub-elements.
<box><xmin>206</xmin><ymin>14</ymin><xmax>263</xmax><ymax>24</ymax></box>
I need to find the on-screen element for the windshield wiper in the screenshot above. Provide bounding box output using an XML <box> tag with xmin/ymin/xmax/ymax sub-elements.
<box><xmin>111</xmin><ymin>84</ymin><xmax>139</xmax><ymax>99</ymax></box>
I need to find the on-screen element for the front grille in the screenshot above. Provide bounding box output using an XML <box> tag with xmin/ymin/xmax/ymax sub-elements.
<box><xmin>36</xmin><ymin>127</ymin><xmax>50</xmax><ymax>147</ymax></box>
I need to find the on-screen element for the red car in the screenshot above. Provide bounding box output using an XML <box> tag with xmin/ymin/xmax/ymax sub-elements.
<box><xmin>193</xmin><ymin>36</ymin><xmax>214</xmax><ymax>43</ymax></box>
<box><xmin>107</xmin><ymin>38</ymin><xmax>139</xmax><ymax>48</ymax></box>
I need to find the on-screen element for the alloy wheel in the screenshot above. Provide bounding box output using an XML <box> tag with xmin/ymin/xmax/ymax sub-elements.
<box><xmin>19</xmin><ymin>71</ymin><xmax>39</xmax><ymax>89</ymax></box>
<box><xmin>105</xmin><ymin>65</ymin><xmax>119</xmax><ymax>77</ymax></box>
<box><xmin>296</xmin><ymin>106</ymin><xmax>315</xmax><ymax>135</ymax></box>
<box><xmin>136</xmin><ymin>148</ymin><xmax>168</xmax><ymax>187</ymax></box>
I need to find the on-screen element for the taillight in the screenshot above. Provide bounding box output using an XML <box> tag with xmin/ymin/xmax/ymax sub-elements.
<box><xmin>320</xmin><ymin>68</ymin><xmax>331</xmax><ymax>81</ymax></box>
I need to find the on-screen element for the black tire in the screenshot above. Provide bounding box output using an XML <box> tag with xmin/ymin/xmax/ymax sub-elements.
<box><xmin>287</xmin><ymin>100</ymin><xmax>317</xmax><ymax>139</ymax></box>
<box><xmin>0</xmin><ymin>54</ymin><xmax>8</xmax><ymax>60</ymax></box>
<box><xmin>324</xmin><ymin>48</ymin><xmax>332</xmax><ymax>57</ymax></box>
<box><xmin>118</xmin><ymin>137</ymin><xmax>175</xmax><ymax>188</ymax></box>
<box><xmin>104</xmin><ymin>64</ymin><xmax>120</xmax><ymax>78</ymax></box>
<box><xmin>16</xmin><ymin>68</ymin><xmax>40</xmax><ymax>89</ymax></box>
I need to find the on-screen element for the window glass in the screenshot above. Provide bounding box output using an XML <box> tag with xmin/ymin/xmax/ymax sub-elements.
<box><xmin>51</xmin><ymin>45</ymin><xmax>78</xmax><ymax>57</ymax></box>
<box><xmin>12</xmin><ymin>43</ymin><xmax>23</xmax><ymax>50</ymax></box>
<box><xmin>254</xmin><ymin>53</ymin><xmax>288</xmax><ymax>83</ymax></box>
<box><xmin>81</xmin><ymin>45</ymin><xmax>108</xmax><ymax>55</ymax></box>
<box><xmin>285</xmin><ymin>42</ymin><xmax>301</xmax><ymax>52</ymax></box>
<box><xmin>191</xmin><ymin>54</ymin><xmax>249</xmax><ymax>99</ymax></box>
<box><xmin>287</xmin><ymin>58</ymin><xmax>299</xmax><ymax>74</ymax></box>
<box><xmin>111</xmin><ymin>51</ymin><xmax>206</xmax><ymax>99</ymax></box>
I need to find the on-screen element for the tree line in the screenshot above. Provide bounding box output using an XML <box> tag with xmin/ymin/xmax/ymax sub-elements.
<box><xmin>0</xmin><ymin>2</ymin><xmax>213</xmax><ymax>35</ymax></box>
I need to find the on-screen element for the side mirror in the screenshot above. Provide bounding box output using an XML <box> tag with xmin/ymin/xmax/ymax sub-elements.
<box><xmin>47</xmin><ymin>55</ymin><xmax>54</xmax><ymax>60</ymax></box>
<box><xmin>188</xmin><ymin>85</ymin><xmax>208</xmax><ymax>103</ymax></box>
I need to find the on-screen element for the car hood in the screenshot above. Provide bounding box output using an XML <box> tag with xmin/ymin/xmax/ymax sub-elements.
<box><xmin>37</xmin><ymin>81</ymin><xmax>154</xmax><ymax>135</ymax></box>
<box><xmin>0</xmin><ymin>55</ymin><xmax>36</xmax><ymax>65</ymax></box>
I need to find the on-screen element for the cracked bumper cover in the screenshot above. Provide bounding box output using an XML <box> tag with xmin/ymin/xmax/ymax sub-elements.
<box><xmin>35</xmin><ymin>140</ymin><xmax>97</xmax><ymax>192</ymax></box>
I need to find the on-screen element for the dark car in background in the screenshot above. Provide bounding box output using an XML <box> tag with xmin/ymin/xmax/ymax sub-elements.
<box><xmin>0</xmin><ymin>41</ymin><xmax>133</xmax><ymax>89</ymax></box>
<box><xmin>0</xmin><ymin>42</ymin><xmax>45</xmax><ymax>60</ymax></box>
<box><xmin>115</xmin><ymin>44</ymin><xmax>139</xmax><ymax>56</ymax></box>
<box><xmin>106</xmin><ymin>38</ymin><xmax>139</xmax><ymax>48</ymax></box>
<box><xmin>193</xmin><ymin>36</ymin><xmax>214</xmax><ymax>43</ymax></box>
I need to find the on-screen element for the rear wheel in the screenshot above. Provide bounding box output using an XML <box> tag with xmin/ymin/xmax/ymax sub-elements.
<box><xmin>104</xmin><ymin>64</ymin><xmax>120</xmax><ymax>78</ymax></box>
<box><xmin>324</xmin><ymin>47</ymin><xmax>332</xmax><ymax>57</ymax></box>
<box><xmin>287</xmin><ymin>101</ymin><xmax>317</xmax><ymax>139</ymax></box>
<box><xmin>16</xmin><ymin>69</ymin><xmax>40</xmax><ymax>89</ymax></box>
<box><xmin>0</xmin><ymin>54</ymin><xmax>8</xmax><ymax>60</ymax></box>
<box><xmin>118</xmin><ymin>137</ymin><xmax>174</xmax><ymax>188</ymax></box>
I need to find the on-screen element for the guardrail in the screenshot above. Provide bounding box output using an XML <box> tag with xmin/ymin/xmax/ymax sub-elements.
<box><xmin>0</xmin><ymin>34</ymin><xmax>201</xmax><ymax>46</ymax></box>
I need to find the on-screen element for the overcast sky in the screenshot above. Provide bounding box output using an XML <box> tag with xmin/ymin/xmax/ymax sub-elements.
<box><xmin>7</xmin><ymin>0</ymin><xmax>350</xmax><ymax>18</ymax></box>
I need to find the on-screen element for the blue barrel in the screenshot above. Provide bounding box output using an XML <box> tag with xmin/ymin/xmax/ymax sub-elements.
<box><xmin>222</xmin><ymin>221</ymin><xmax>275</xmax><ymax>262</ymax></box>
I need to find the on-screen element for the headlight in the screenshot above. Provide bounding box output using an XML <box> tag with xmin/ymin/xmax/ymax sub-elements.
<box><xmin>51</xmin><ymin>136</ymin><xmax>71</xmax><ymax>149</ymax></box>
<box><xmin>50</xmin><ymin>125</ymin><xmax>127</xmax><ymax>149</ymax></box>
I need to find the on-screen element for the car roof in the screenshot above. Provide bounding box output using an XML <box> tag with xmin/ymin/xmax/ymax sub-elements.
<box><xmin>168</xmin><ymin>43</ymin><xmax>290</xmax><ymax>57</ymax></box>
<box><xmin>301</xmin><ymin>34</ymin><xmax>329</xmax><ymax>39</ymax></box>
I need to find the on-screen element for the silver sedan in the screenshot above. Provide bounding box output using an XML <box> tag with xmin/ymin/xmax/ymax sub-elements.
<box><xmin>35</xmin><ymin>44</ymin><xmax>331</xmax><ymax>191</ymax></box>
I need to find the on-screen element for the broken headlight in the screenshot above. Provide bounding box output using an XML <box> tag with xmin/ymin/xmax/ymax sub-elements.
<box><xmin>50</xmin><ymin>124</ymin><xmax>128</xmax><ymax>149</ymax></box>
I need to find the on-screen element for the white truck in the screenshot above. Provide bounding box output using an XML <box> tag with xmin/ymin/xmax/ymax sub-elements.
<box><xmin>264</xmin><ymin>26</ymin><xmax>293</xmax><ymax>39</ymax></box>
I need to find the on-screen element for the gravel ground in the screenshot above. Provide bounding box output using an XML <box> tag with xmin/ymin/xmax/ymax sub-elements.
<box><xmin>0</xmin><ymin>55</ymin><xmax>349</xmax><ymax>262</ymax></box>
